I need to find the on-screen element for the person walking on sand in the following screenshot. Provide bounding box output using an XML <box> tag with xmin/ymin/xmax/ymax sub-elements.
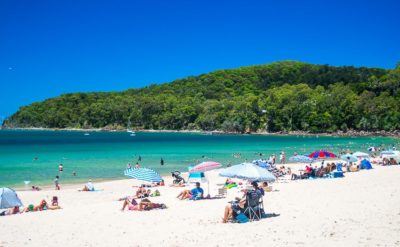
<box><xmin>54</xmin><ymin>175</ymin><xmax>60</xmax><ymax>190</ymax></box>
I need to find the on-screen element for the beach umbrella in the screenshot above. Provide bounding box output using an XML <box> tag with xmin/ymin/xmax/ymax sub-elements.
<box><xmin>352</xmin><ymin>152</ymin><xmax>370</xmax><ymax>158</ymax></box>
<box><xmin>308</xmin><ymin>150</ymin><xmax>336</xmax><ymax>159</ymax></box>
<box><xmin>288</xmin><ymin>155</ymin><xmax>314</xmax><ymax>163</ymax></box>
<box><xmin>0</xmin><ymin>187</ymin><xmax>23</xmax><ymax>209</ymax></box>
<box><xmin>219</xmin><ymin>163</ymin><xmax>276</xmax><ymax>182</ymax></box>
<box><xmin>189</xmin><ymin>161</ymin><xmax>221</xmax><ymax>196</ymax></box>
<box><xmin>124</xmin><ymin>168</ymin><xmax>162</xmax><ymax>183</ymax></box>
<box><xmin>340</xmin><ymin>154</ymin><xmax>358</xmax><ymax>163</ymax></box>
<box><xmin>188</xmin><ymin>161</ymin><xmax>221</xmax><ymax>173</ymax></box>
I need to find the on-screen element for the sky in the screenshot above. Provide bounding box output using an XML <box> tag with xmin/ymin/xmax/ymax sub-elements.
<box><xmin>0</xmin><ymin>0</ymin><xmax>399</xmax><ymax>120</ymax></box>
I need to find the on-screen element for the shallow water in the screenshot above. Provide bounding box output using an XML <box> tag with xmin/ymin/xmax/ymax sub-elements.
<box><xmin>0</xmin><ymin>130</ymin><xmax>397</xmax><ymax>188</ymax></box>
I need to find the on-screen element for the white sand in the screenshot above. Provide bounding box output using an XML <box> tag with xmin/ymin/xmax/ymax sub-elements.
<box><xmin>1</xmin><ymin>165</ymin><xmax>400</xmax><ymax>247</ymax></box>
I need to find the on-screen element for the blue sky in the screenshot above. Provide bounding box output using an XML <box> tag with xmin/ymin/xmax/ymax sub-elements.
<box><xmin>0</xmin><ymin>0</ymin><xmax>399</xmax><ymax>119</ymax></box>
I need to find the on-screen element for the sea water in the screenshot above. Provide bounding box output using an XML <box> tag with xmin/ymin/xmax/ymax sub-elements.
<box><xmin>0</xmin><ymin>130</ymin><xmax>397</xmax><ymax>188</ymax></box>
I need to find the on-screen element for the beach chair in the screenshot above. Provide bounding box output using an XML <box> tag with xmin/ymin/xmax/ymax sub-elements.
<box><xmin>244</xmin><ymin>191</ymin><xmax>262</xmax><ymax>221</ymax></box>
<box><xmin>216</xmin><ymin>187</ymin><xmax>227</xmax><ymax>198</ymax></box>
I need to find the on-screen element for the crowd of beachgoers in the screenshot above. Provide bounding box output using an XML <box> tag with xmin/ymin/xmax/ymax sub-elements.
<box><xmin>1</xmin><ymin>146</ymin><xmax>399</xmax><ymax>225</ymax></box>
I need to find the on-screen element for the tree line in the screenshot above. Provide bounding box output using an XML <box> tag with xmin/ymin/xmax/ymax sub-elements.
<box><xmin>4</xmin><ymin>61</ymin><xmax>400</xmax><ymax>133</ymax></box>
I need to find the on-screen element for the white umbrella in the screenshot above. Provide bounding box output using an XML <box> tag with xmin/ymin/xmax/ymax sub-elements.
<box><xmin>219</xmin><ymin>163</ymin><xmax>276</xmax><ymax>182</ymax></box>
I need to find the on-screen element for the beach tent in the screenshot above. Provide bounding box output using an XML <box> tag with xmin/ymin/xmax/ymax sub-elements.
<box><xmin>124</xmin><ymin>168</ymin><xmax>162</xmax><ymax>183</ymax></box>
<box><xmin>219</xmin><ymin>163</ymin><xmax>276</xmax><ymax>182</ymax></box>
<box><xmin>360</xmin><ymin>159</ymin><xmax>372</xmax><ymax>170</ymax></box>
<box><xmin>0</xmin><ymin>187</ymin><xmax>23</xmax><ymax>209</ymax></box>
<box><xmin>309</xmin><ymin>150</ymin><xmax>336</xmax><ymax>159</ymax></box>
<box><xmin>188</xmin><ymin>172</ymin><xmax>207</xmax><ymax>183</ymax></box>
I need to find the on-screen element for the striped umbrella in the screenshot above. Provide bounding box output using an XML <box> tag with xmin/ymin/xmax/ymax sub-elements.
<box><xmin>189</xmin><ymin>161</ymin><xmax>221</xmax><ymax>173</ymax></box>
<box><xmin>289</xmin><ymin>155</ymin><xmax>314</xmax><ymax>163</ymax></box>
<box><xmin>308</xmin><ymin>150</ymin><xmax>336</xmax><ymax>159</ymax></box>
<box><xmin>124</xmin><ymin>168</ymin><xmax>162</xmax><ymax>183</ymax></box>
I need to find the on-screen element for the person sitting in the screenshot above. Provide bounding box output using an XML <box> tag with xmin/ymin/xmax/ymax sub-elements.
<box><xmin>259</xmin><ymin>181</ymin><xmax>272</xmax><ymax>192</ymax></box>
<box><xmin>52</xmin><ymin>196</ymin><xmax>59</xmax><ymax>206</ymax></box>
<box><xmin>222</xmin><ymin>182</ymin><xmax>263</xmax><ymax>223</ymax></box>
<box><xmin>80</xmin><ymin>180</ymin><xmax>95</xmax><ymax>191</ymax></box>
<box><xmin>0</xmin><ymin>206</ymin><xmax>21</xmax><ymax>216</ymax></box>
<box><xmin>222</xmin><ymin>191</ymin><xmax>247</xmax><ymax>223</ymax></box>
<box><xmin>135</xmin><ymin>186</ymin><xmax>151</xmax><ymax>198</ymax></box>
<box><xmin>176</xmin><ymin>182</ymin><xmax>204</xmax><ymax>200</ymax></box>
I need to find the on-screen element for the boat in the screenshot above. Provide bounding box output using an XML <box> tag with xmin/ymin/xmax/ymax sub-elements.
<box><xmin>127</xmin><ymin>118</ymin><xmax>136</xmax><ymax>135</ymax></box>
<box><xmin>84</xmin><ymin>133</ymin><xmax>90</xmax><ymax>136</ymax></box>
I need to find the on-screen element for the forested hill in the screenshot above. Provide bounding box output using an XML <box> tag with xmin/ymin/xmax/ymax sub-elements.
<box><xmin>4</xmin><ymin>61</ymin><xmax>400</xmax><ymax>133</ymax></box>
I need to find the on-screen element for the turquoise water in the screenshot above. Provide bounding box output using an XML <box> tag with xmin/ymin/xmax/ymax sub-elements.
<box><xmin>0</xmin><ymin>130</ymin><xmax>398</xmax><ymax>188</ymax></box>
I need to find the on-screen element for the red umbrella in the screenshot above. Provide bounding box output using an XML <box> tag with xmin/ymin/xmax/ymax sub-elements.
<box><xmin>308</xmin><ymin>150</ymin><xmax>336</xmax><ymax>159</ymax></box>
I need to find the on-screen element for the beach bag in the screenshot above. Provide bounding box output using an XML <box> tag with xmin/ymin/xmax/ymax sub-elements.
<box><xmin>236</xmin><ymin>213</ymin><xmax>249</xmax><ymax>223</ymax></box>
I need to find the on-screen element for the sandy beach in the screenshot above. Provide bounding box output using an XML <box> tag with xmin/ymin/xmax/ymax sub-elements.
<box><xmin>1</xmin><ymin>164</ymin><xmax>400</xmax><ymax>247</ymax></box>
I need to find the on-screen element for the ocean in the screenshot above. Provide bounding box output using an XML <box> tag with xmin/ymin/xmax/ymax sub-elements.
<box><xmin>0</xmin><ymin>130</ymin><xmax>397</xmax><ymax>188</ymax></box>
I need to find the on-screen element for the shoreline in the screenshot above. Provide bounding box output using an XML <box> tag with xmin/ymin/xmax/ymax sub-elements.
<box><xmin>2</xmin><ymin>127</ymin><xmax>400</xmax><ymax>138</ymax></box>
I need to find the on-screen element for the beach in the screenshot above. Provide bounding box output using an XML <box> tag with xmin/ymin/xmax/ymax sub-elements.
<box><xmin>1</xmin><ymin>165</ymin><xmax>400</xmax><ymax>247</ymax></box>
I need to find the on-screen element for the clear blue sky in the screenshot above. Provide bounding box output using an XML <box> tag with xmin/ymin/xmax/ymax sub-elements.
<box><xmin>1</xmin><ymin>0</ymin><xmax>399</xmax><ymax>119</ymax></box>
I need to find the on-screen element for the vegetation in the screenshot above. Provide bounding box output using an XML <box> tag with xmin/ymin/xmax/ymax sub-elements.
<box><xmin>4</xmin><ymin>61</ymin><xmax>400</xmax><ymax>133</ymax></box>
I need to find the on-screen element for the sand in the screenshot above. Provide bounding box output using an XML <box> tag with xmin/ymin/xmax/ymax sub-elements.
<box><xmin>1</xmin><ymin>165</ymin><xmax>400</xmax><ymax>247</ymax></box>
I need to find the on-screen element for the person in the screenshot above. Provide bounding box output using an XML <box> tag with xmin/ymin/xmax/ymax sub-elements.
<box><xmin>31</xmin><ymin>185</ymin><xmax>41</xmax><ymax>191</ymax></box>
<box><xmin>135</xmin><ymin>162</ymin><xmax>140</xmax><ymax>169</ymax></box>
<box><xmin>135</xmin><ymin>186</ymin><xmax>150</xmax><ymax>198</ymax></box>
<box><xmin>176</xmin><ymin>182</ymin><xmax>204</xmax><ymax>200</ymax></box>
<box><xmin>222</xmin><ymin>182</ymin><xmax>262</xmax><ymax>223</ymax></box>
<box><xmin>0</xmin><ymin>206</ymin><xmax>20</xmax><ymax>216</ymax></box>
<box><xmin>81</xmin><ymin>180</ymin><xmax>95</xmax><ymax>191</ymax></box>
<box><xmin>160</xmin><ymin>158</ymin><xmax>164</xmax><ymax>166</ymax></box>
<box><xmin>259</xmin><ymin>181</ymin><xmax>270</xmax><ymax>193</ymax></box>
<box><xmin>58</xmin><ymin>164</ymin><xmax>63</xmax><ymax>172</ymax></box>
<box><xmin>33</xmin><ymin>199</ymin><xmax>61</xmax><ymax>211</ymax></box>
<box><xmin>126</xmin><ymin>163</ymin><xmax>132</xmax><ymax>169</ymax></box>
<box><xmin>54</xmin><ymin>175</ymin><xmax>60</xmax><ymax>190</ymax></box>
<box><xmin>138</xmin><ymin>155</ymin><xmax>142</xmax><ymax>161</ymax></box>
<box><xmin>72</xmin><ymin>171</ymin><xmax>77</xmax><ymax>176</ymax></box>
<box><xmin>121</xmin><ymin>197</ymin><xmax>166</xmax><ymax>211</ymax></box>
<box><xmin>279</xmin><ymin>152</ymin><xmax>284</xmax><ymax>164</ymax></box>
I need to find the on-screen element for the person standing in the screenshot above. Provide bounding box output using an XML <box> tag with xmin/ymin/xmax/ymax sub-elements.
<box><xmin>54</xmin><ymin>175</ymin><xmax>60</xmax><ymax>190</ymax></box>
<box><xmin>138</xmin><ymin>155</ymin><xmax>142</xmax><ymax>162</ymax></box>
<box><xmin>58</xmin><ymin>164</ymin><xmax>63</xmax><ymax>172</ymax></box>
<box><xmin>160</xmin><ymin>158</ymin><xmax>164</xmax><ymax>166</ymax></box>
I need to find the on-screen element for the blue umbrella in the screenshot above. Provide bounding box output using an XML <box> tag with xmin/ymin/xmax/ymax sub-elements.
<box><xmin>340</xmin><ymin>154</ymin><xmax>358</xmax><ymax>162</ymax></box>
<box><xmin>289</xmin><ymin>155</ymin><xmax>314</xmax><ymax>163</ymax></box>
<box><xmin>219</xmin><ymin>163</ymin><xmax>276</xmax><ymax>182</ymax></box>
<box><xmin>0</xmin><ymin>187</ymin><xmax>23</xmax><ymax>209</ymax></box>
<box><xmin>124</xmin><ymin>168</ymin><xmax>162</xmax><ymax>183</ymax></box>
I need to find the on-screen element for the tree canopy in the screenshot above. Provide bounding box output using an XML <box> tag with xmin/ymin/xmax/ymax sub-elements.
<box><xmin>4</xmin><ymin>61</ymin><xmax>400</xmax><ymax>133</ymax></box>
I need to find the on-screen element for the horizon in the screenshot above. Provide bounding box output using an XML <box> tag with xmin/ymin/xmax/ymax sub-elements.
<box><xmin>1</xmin><ymin>0</ymin><xmax>400</xmax><ymax>120</ymax></box>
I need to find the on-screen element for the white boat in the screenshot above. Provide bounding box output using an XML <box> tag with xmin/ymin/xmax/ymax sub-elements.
<box><xmin>84</xmin><ymin>133</ymin><xmax>90</xmax><ymax>136</ymax></box>
<box><xmin>127</xmin><ymin>118</ymin><xmax>135</xmax><ymax>135</ymax></box>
